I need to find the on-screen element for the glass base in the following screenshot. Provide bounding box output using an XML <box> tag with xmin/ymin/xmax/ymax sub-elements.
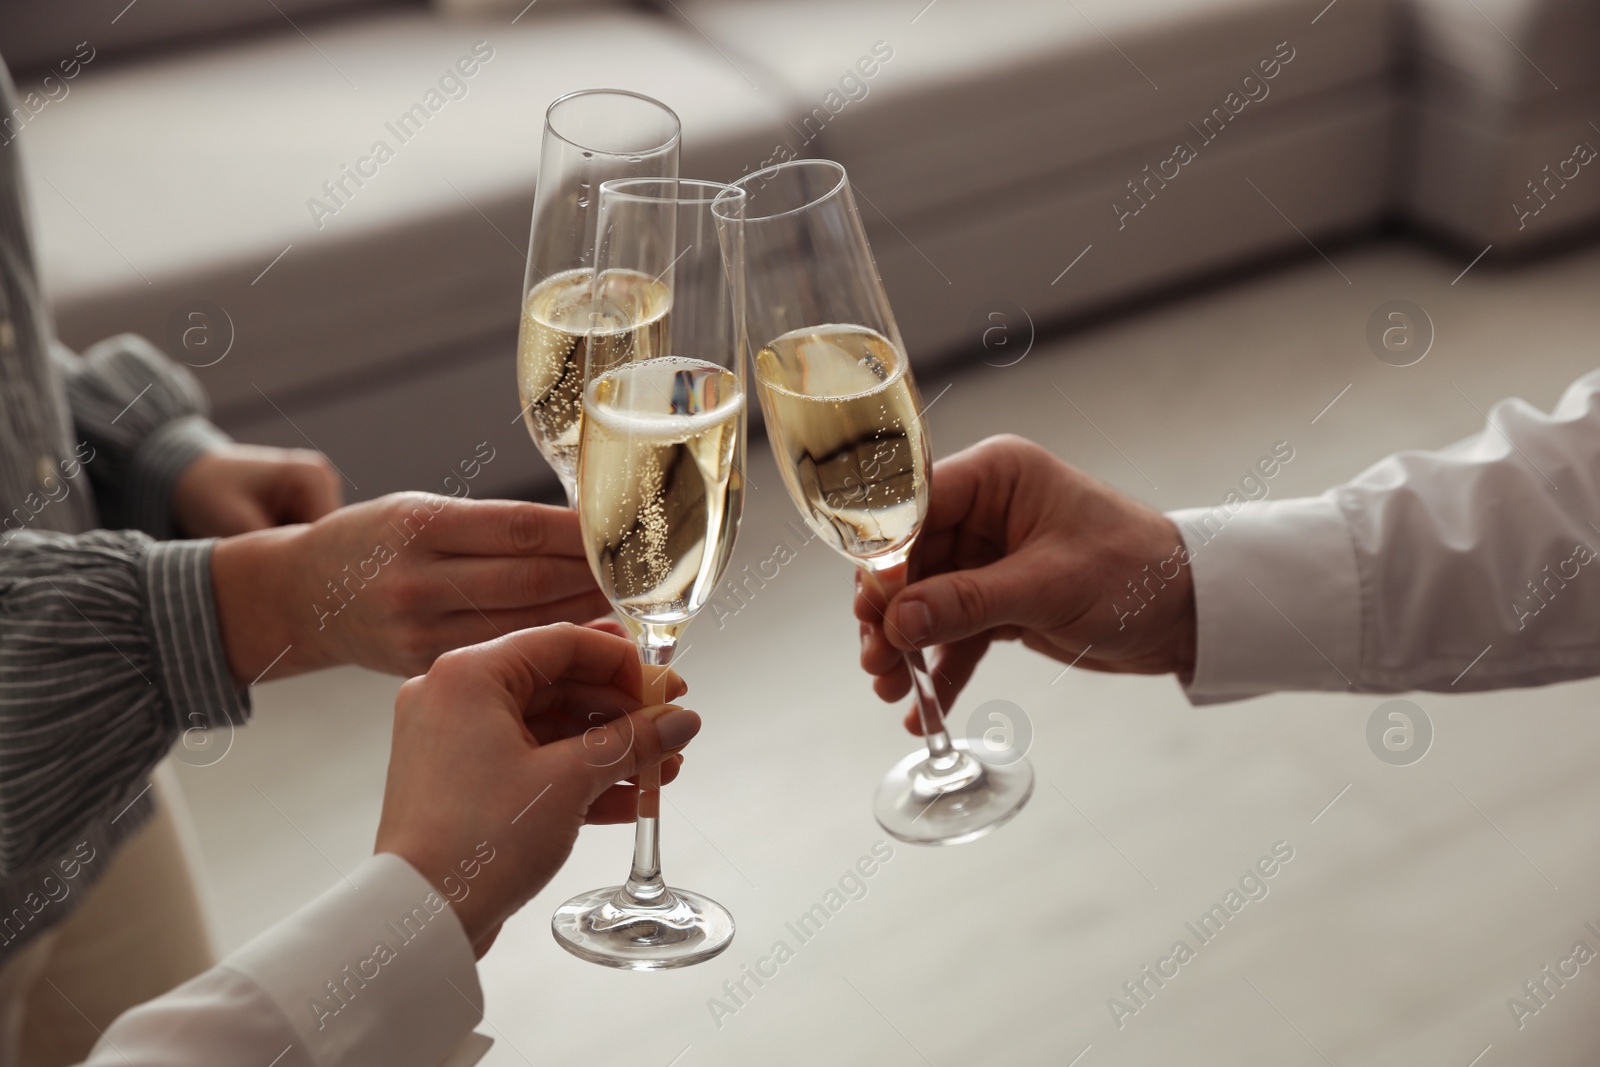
<box><xmin>551</xmin><ymin>885</ymin><xmax>735</xmax><ymax>970</ymax></box>
<box><xmin>874</xmin><ymin>739</ymin><xmax>1034</xmax><ymax>846</ymax></box>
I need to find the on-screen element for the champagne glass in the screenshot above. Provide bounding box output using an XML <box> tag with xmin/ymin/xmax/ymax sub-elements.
<box><xmin>714</xmin><ymin>160</ymin><xmax>1034</xmax><ymax>846</ymax></box>
<box><xmin>516</xmin><ymin>90</ymin><xmax>681</xmax><ymax>504</ymax></box>
<box><xmin>551</xmin><ymin>178</ymin><xmax>746</xmax><ymax>968</ymax></box>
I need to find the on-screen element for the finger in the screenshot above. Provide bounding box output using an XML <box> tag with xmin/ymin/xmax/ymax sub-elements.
<box><xmin>876</xmin><ymin>662</ymin><xmax>912</xmax><ymax>705</ymax></box>
<box><xmin>539</xmin><ymin>704</ymin><xmax>700</xmax><ymax>805</ymax></box>
<box><xmin>919</xmin><ymin>435</ymin><xmax>1035</xmax><ymax>539</ymax></box>
<box><xmin>472</xmin><ymin>924</ymin><xmax>502</xmax><ymax>960</ymax></box>
<box><xmin>860</xmin><ymin>621</ymin><xmax>902</xmax><ymax>677</ymax></box>
<box><xmin>288</xmin><ymin>459</ymin><xmax>342</xmax><ymax>522</ymax></box>
<box><xmin>585</xmin><ymin>786</ymin><xmax>641</xmax><ymax>825</ymax></box>
<box><xmin>928</xmin><ymin>635</ymin><xmax>990</xmax><ymax>709</ymax></box>
<box><xmin>521</xmin><ymin>681</ymin><xmax>640</xmax><ymax>746</ymax></box>
<box><xmin>853</xmin><ymin>570</ymin><xmax>890</xmax><ymax>624</ymax></box>
<box><xmin>436</xmin><ymin>556</ymin><xmax>600</xmax><ymax>610</ymax></box>
<box><xmin>584</xmin><ymin>617</ymin><xmax>628</xmax><ymax>638</ymax></box>
<box><xmin>521</xmin><ymin>673</ymin><xmax>685</xmax><ymax>743</ymax></box>
<box><xmin>881</xmin><ymin>552</ymin><xmax>1045</xmax><ymax>652</ymax></box>
<box><xmin>219</xmin><ymin>497</ymin><xmax>273</xmax><ymax>535</ymax></box>
<box><xmin>585</xmin><ymin>756</ymin><xmax>685</xmax><ymax>824</ymax></box>
<box><xmin>414</xmin><ymin>497</ymin><xmax>586</xmax><ymax>557</ymax></box>
<box><xmin>427</xmin><ymin>622</ymin><xmax>643</xmax><ymax>713</ymax></box>
<box><xmin>628</xmin><ymin>754</ymin><xmax>685</xmax><ymax>789</ymax></box>
<box><xmin>438</xmin><ymin>593</ymin><xmax>616</xmax><ymax>645</ymax></box>
<box><xmin>639</xmin><ymin>663</ymin><xmax>683</xmax><ymax>706</ymax></box>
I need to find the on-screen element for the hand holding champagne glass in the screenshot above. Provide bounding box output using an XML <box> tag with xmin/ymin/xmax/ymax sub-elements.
<box><xmin>517</xmin><ymin>90</ymin><xmax>680</xmax><ymax>503</ymax></box>
<box><xmin>551</xmin><ymin>178</ymin><xmax>747</xmax><ymax>968</ymax></box>
<box><xmin>715</xmin><ymin>160</ymin><xmax>1034</xmax><ymax>845</ymax></box>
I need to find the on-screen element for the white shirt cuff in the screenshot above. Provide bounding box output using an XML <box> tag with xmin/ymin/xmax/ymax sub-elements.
<box><xmin>222</xmin><ymin>853</ymin><xmax>488</xmax><ymax>1067</ymax></box>
<box><xmin>1170</xmin><ymin>495</ymin><xmax>1362</xmax><ymax>704</ymax></box>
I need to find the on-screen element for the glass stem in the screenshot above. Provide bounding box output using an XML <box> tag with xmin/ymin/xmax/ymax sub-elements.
<box><xmin>860</xmin><ymin>563</ymin><xmax>964</xmax><ymax>773</ymax></box>
<box><xmin>903</xmin><ymin>646</ymin><xmax>962</xmax><ymax>772</ymax></box>
<box><xmin>619</xmin><ymin>635</ymin><xmax>673</xmax><ymax>908</ymax></box>
<box><xmin>560</xmin><ymin>476</ymin><xmax>578</xmax><ymax>511</ymax></box>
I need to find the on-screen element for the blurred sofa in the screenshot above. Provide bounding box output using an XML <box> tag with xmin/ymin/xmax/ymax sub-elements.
<box><xmin>4</xmin><ymin>0</ymin><xmax>1597</xmax><ymax>499</ymax></box>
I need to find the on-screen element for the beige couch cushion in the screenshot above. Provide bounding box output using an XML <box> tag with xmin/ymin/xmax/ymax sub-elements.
<box><xmin>20</xmin><ymin>8</ymin><xmax>792</xmax><ymax>420</ymax></box>
<box><xmin>1410</xmin><ymin>0</ymin><xmax>1600</xmax><ymax>105</ymax></box>
<box><xmin>1402</xmin><ymin>0</ymin><xmax>1600</xmax><ymax>249</ymax></box>
<box><xmin>674</xmin><ymin>0</ymin><xmax>1396</xmax><ymax>222</ymax></box>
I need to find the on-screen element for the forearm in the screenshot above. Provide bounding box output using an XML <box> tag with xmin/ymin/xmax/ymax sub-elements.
<box><xmin>210</xmin><ymin>525</ymin><xmax>336</xmax><ymax>685</ymax></box>
<box><xmin>84</xmin><ymin>855</ymin><xmax>486</xmax><ymax>1067</ymax></box>
<box><xmin>0</xmin><ymin>530</ymin><xmax>248</xmax><ymax>873</ymax></box>
<box><xmin>53</xmin><ymin>336</ymin><xmax>230</xmax><ymax>537</ymax></box>
<box><xmin>1174</xmin><ymin>370</ymin><xmax>1600</xmax><ymax>702</ymax></box>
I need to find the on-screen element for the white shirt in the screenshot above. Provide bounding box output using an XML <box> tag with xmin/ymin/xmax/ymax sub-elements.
<box><xmin>80</xmin><ymin>853</ymin><xmax>491</xmax><ymax>1067</ymax></box>
<box><xmin>1171</xmin><ymin>369</ymin><xmax>1600</xmax><ymax>703</ymax></box>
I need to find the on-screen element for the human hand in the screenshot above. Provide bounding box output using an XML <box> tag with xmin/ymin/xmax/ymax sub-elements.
<box><xmin>373</xmin><ymin>623</ymin><xmax>697</xmax><ymax>955</ymax></box>
<box><xmin>855</xmin><ymin>435</ymin><xmax>1196</xmax><ymax>733</ymax></box>
<box><xmin>210</xmin><ymin>493</ymin><xmax>612</xmax><ymax>683</ymax></box>
<box><xmin>172</xmin><ymin>442</ymin><xmax>343</xmax><ymax>537</ymax></box>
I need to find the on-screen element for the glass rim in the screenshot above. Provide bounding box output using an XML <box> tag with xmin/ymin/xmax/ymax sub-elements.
<box><xmin>597</xmin><ymin>177</ymin><xmax>747</xmax><ymax>209</ymax></box>
<box><xmin>713</xmin><ymin>159</ymin><xmax>848</xmax><ymax>224</ymax></box>
<box><xmin>544</xmin><ymin>88</ymin><xmax>682</xmax><ymax>159</ymax></box>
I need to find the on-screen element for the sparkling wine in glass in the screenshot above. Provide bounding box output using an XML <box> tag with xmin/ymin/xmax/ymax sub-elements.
<box><xmin>516</xmin><ymin>89</ymin><xmax>680</xmax><ymax>504</ymax></box>
<box><xmin>551</xmin><ymin>178</ymin><xmax>746</xmax><ymax>969</ymax></box>
<box><xmin>715</xmin><ymin>160</ymin><xmax>1034</xmax><ymax>845</ymax></box>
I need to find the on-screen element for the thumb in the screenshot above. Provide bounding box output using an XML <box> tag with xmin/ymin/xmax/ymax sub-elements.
<box><xmin>883</xmin><ymin>555</ymin><xmax>1043</xmax><ymax>651</ymax></box>
<box><xmin>289</xmin><ymin>463</ymin><xmax>343</xmax><ymax>522</ymax></box>
<box><xmin>219</xmin><ymin>493</ymin><xmax>274</xmax><ymax>535</ymax></box>
<box><xmin>544</xmin><ymin>704</ymin><xmax>702</xmax><ymax>804</ymax></box>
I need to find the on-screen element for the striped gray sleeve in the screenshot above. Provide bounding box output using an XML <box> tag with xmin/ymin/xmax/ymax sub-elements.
<box><xmin>53</xmin><ymin>335</ymin><xmax>233</xmax><ymax>538</ymax></box>
<box><xmin>0</xmin><ymin>529</ymin><xmax>249</xmax><ymax>875</ymax></box>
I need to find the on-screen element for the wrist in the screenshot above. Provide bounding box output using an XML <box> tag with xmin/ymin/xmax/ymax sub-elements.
<box><xmin>1149</xmin><ymin>517</ymin><xmax>1198</xmax><ymax>679</ymax></box>
<box><xmin>211</xmin><ymin>524</ymin><xmax>333</xmax><ymax>685</ymax></box>
<box><xmin>380</xmin><ymin>845</ymin><xmax>496</xmax><ymax>949</ymax></box>
<box><xmin>1172</xmin><ymin>571</ymin><xmax>1198</xmax><ymax>681</ymax></box>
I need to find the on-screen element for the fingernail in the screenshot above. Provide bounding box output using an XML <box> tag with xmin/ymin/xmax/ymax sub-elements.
<box><xmin>654</xmin><ymin>707</ymin><xmax>701</xmax><ymax>751</ymax></box>
<box><xmin>860</xmin><ymin>623</ymin><xmax>872</xmax><ymax>652</ymax></box>
<box><xmin>896</xmin><ymin>601</ymin><xmax>932</xmax><ymax>646</ymax></box>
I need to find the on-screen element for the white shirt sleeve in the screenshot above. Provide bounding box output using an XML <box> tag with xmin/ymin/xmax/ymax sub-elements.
<box><xmin>81</xmin><ymin>853</ymin><xmax>492</xmax><ymax>1067</ymax></box>
<box><xmin>1169</xmin><ymin>369</ymin><xmax>1600</xmax><ymax>704</ymax></box>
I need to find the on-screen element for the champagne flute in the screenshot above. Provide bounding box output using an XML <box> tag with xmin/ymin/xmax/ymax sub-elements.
<box><xmin>516</xmin><ymin>90</ymin><xmax>681</xmax><ymax>505</ymax></box>
<box><xmin>714</xmin><ymin>160</ymin><xmax>1034</xmax><ymax>846</ymax></box>
<box><xmin>551</xmin><ymin>178</ymin><xmax>746</xmax><ymax>969</ymax></box>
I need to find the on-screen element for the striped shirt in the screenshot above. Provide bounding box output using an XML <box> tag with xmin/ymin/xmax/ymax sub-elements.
<box><xmin>0</xmin><ymin>59</ymin><xmax>249</xmax><ymax>955</ymax></box>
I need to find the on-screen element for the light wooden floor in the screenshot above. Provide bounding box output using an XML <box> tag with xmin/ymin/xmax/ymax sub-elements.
<box><xmin>175</xmin><ymin>237</ymin><xmax>1600</xmax><ymax>1066</ymax></box>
